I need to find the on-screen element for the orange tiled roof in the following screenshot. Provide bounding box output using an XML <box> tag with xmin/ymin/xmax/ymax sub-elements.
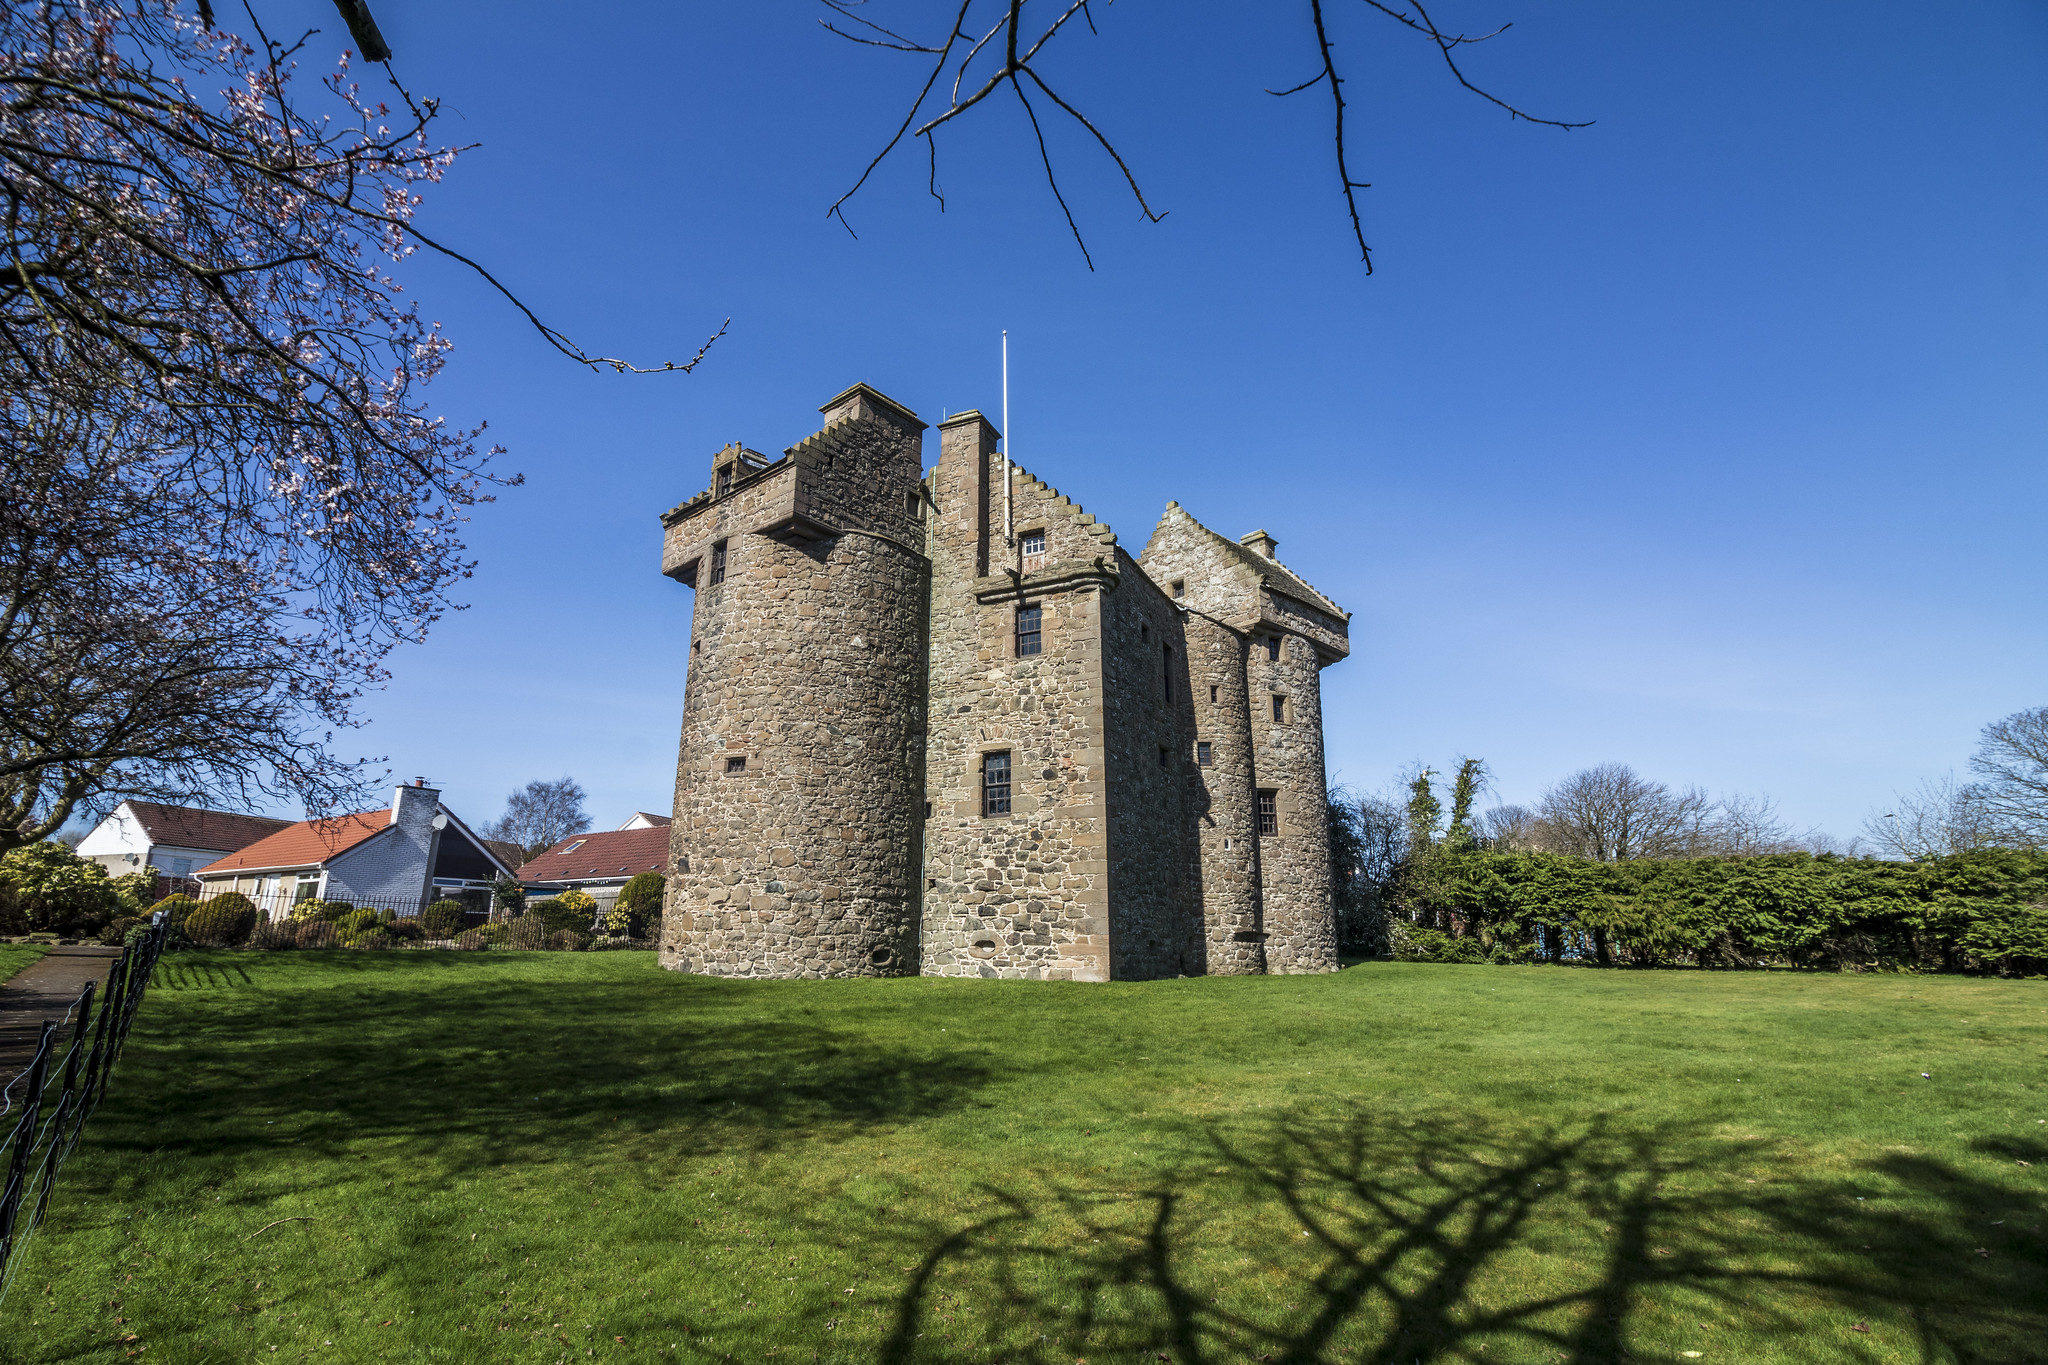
<box><xmin>196</xmin><ymin>810</ymin><xmax>391</xmax><ymax>875</ymax></box>
<box><xmin>517</xmin><ymin>827</ymin><xmax>670</xmax><ymax>883</ymax></box>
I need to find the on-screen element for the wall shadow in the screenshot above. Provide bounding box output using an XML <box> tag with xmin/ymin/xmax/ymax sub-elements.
<box><xmin>872</xmin><ymin>1112</ymin><xmax>2043</xmax><ymax>1365</ymax></box>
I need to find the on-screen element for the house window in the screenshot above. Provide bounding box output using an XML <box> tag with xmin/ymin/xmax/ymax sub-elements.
<box><xmin>725</xmin><ymin>756</ymin><xmax>746</xmax><ymax>774</ymax></box>
<box><xmin>716</xmin><ymin>464</ymin><xmax>735</xmax><ymax>497</ymax></box>
<box><xmin>169</xmin><ymin>856</ymin><xmax>193</xmax><ymax>877</ymax></box>
<box><xmin>1197</xmin><ymin>741</ymin><xmax>1213</xmax><ymax>766</ymax></box>
<box><xmin>560</xmin><ymin>839</ymin><xmax>587</xmax><ymax>855</ymax></box>
<box><xmin>1258</xmin><ymin>790</ymin><xmax>1279</xmax><ymax>837</ymax></box>
<box><xmin>294</xmin><ymin>874</ymin><xmax>320</xmax><ymax>903</ymax></box>
<box><xmin>1016</xmin><ymin>605</ymin><xmax>1042</xmax><ymax>657</ymax></box>
<box><xmin>1172</xmin><ymin>580</ymin><xmax>1185</xmax><ymax>599</ymax></box>
<box><xmin>1020</xmin><ymin>530</ymin><xmax>1046</xmax><ymax>572</ymax></box>
<box><xmin>710</xmin><ymin>539</ymin><xmax>728</xmax><ymax>585</ymax></box>
<box><xmin>1209</xmin><ymin>685</ymin><xmax>1218</xmax><ymax>705</ymax></box>
<box><xmin>1266</xmin><ymin>634</ymin><xmax>1282</xmax><ymax>662</ymax></box>
<box><xmin>982</xmin><ymin>752</ymin><xmax>1012</xmax><ymax>816</ymax></box>
<box><xmin>1272</xmin><ymin>694</ymin><xmax>1287</xmax><ymax>724</ymax></box>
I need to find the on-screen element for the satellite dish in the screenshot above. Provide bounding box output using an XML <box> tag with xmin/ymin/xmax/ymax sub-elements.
<box><xmin>430</xmin><ymin>812</ymin><xmax>449</xmax><ymax>831</ymax></box>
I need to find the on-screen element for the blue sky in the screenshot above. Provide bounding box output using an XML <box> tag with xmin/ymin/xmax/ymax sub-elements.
<box><xmin>251</xmin><ymin>0</ymin><xmax>2044</xmax><ymax>841</ymax></box>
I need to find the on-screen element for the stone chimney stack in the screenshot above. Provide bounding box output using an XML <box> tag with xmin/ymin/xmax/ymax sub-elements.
<box><xmin>938</xmin><ymin>410</ymin><xmax>1000</xmax><ymax>578</ymax></box>
<box><xmin>1239</xmin><ymin>529</ymin><xmax>1279</xmax><ymax>560</ymax></box>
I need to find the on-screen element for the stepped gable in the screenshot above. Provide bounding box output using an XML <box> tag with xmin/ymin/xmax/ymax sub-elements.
<box><xmin>1002</xmin><ymin>458</ymin><xmax>1120</xmax><ymax>557</ymax></box>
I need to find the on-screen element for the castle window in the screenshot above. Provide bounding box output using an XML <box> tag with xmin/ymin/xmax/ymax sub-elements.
<box><xmin>725</xmin><ymin>756</ymin><xmax>746</xmax><ymax>775</ymax></box>
<box><xmin>1163</xmin><ymin>645</ymin><xmax>1173</xmax><ymax>701</ymax></box>
<box><xmin>1257</xmin><ymin>790</ymin><xmax>1279</xmax><ymax>837</ymax></box>
<box><xmin>716</xmin><ymin>464</ymin><xmax>735</xmax><ymax>498</ymax></box>
<box><xmin>1197</xmin><ymin>741</ymin><xmax>1213</xmax><ymax>767</ymax></box>
<box><xmin>1140</xmin><ymin>621</ymin><xmax>1149</xmax><ymax>642</ymax></box>
<box><xmin>1266</xmin><ymin>634</ymin><xmax>1282</xmax><ymax>662</ymax></box>
<box><xmin>1272</xmin><ymin>694</ymin><xmax>1287</xmax><ymax>724</ymax></box>
<box><xmin>982</xmin><ymin>752</ymin><xmax>1012</xmax><ymax>816</ymax></box>
<box><xmin>906</xmin><ymin>490</ymin><xmax>922</xmax><ymax>519</ymax></box>
<box><xmin>1210</xmin><ymin>685</ymin><xmax>1218</xmax><ymax>705</ymax></box>
<box><xmin>1016</xmin><ymin>604</ymin><xmax>1042</xmax><ymax>657</ymax></box>
<box><xmin>1021</xmin><ymin>529</ymin><xmax>1046</xmax><ymax>572</ymax></box>
<box><xmin>1158</xmin><ymin>745</ymin><xmax>1168</xmax><ymax>768</ymax></box>
<box><xmin>1172</xmin><ymin>579</ymin><xmax>1185</xmax><ymax>599</ymax></box>
<box><xmin>710</xmin><ymin>540</ymin><xmax>728</xmax><ymax>586</ymax></box>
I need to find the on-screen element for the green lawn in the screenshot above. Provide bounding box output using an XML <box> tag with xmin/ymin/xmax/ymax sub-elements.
<box><xmin>0</xmin><ymin>943</ymin><xmax>48</xmax><ymax>985</ymax></box>
<box><xmin>4</xmin><ymin>955</ymin><xmax>2043</xmax><ymax>1365</ymax></box>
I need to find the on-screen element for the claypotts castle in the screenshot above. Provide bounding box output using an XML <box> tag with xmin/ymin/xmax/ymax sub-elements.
<box><xmin>658</xmin><ymin>384</ymin><xmax>1350</xmax><ymax>981</ymax></box>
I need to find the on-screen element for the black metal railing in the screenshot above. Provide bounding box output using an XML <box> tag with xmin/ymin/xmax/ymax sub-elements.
<box><xmin>0</xmin><ymin>911</ymin><xmax>172</xmax><ymax>1307</ymax></box>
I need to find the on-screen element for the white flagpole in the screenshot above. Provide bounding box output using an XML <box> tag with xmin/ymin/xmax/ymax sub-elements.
<box><xmin>1001</xmin><ymin>330</ymin><xmax>1012</xmax><ymax>546</ymax></box>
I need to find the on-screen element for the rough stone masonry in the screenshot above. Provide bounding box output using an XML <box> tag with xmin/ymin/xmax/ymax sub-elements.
<box><xmin>657</xmin><ymin>384</ymin><xmax>1350</xmax><ymax>980</ymax></box>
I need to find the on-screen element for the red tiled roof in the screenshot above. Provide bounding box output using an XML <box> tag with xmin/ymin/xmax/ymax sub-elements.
<box><xmin>517</xmin><ymin>827</ymin><xmax>671</xmax><ymax>883</ymax></box>
<box><xmin>197</xmin><ymin>810</ymin><xmax>391</xmax><ymax>875</ymax></box>
<box><xmin>124</xmin><ymin>801</ymin><xmax>294</xmax><ymax>855</ymax></box>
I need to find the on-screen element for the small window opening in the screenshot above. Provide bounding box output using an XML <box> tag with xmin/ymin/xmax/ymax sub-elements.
<box><xmin>1163</xmin><ymin>645</ymin><xmax>1173</xmax><ymax>702</ymax></box>
<box><xmin>1172</xmin><ymin>579</ymin><xmax>1185</xmax><ymax>599</ymax></box>
<box><xmin>1272</xmin><ymin>694</ymin><xmax>1287</xmax><ymax>724</ymax></box>
<box><xmin>710</xmin><ymin>539</ymin><xmax>728</xmax><ymax>586</ymax></box>
<box><xmin>906</xmin><ymin>490</ymin><xmax>922</xmax><ymax>518</ymax></box>
<box><xmin>982</xmin><ymin>752</ymin><xmax>1012</xmax><ymax>817</ymax></box>
<box><xmin>1209</xmin><ymin>684</ymin><xmax>1219</xmax><ymax>704</ymax></box>
<box><xmin>1020</xmin><ymin>529</ymin><xmax>1046</xmax><ymax>572</ymax></box>
<box><xmin>1158</xmin><ymin>746</ymin><xmax>1168</xmax><ymax>769</ymax></box>
<box><xmin>725</xmin><ymin>756</ymin><xmax>746</xmax><ymax>774</ymax></box>
<box><xmin>716</xmin><ymin>464</ymin><xmax>735</xmax><ymax>498</ymax></box>
<box><xmin>924</xmin><ymin>800</ymin><xmax>933</xmax><ymax>818</ymax></box>
<box><xmin>1140</xmin><ymin>621</ymin><xmax>1149</xmax><ymax>641</ymax></box>
<box><xmin>1197</xmin><ymin>741</ymin><xmax>1213</xmax><ymax>767</ymax></box>
<box><xmin>1258</xmin><ymin>791</ymin><xmax>1279</xmax><ymax>837</ymax></box>
<box><xmin>1016</xmin><ymin>604</ymin><xmax>1043</xmax><ymax>657</ymax></box>
<box><xmin>1266</xmin><ymin>635</ymin><xmax>1282</xmax><ymax>662</ymax></box>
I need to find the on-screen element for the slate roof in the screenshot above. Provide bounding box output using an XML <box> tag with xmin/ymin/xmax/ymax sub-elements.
<box><xmin>517</xmin><ymin>827</ymin><xmax>671</xmax><ymax>884</ymax></box>
<box><xmin>197</xmin><ymin>810</ymin><xmax>391</xmax><ymax>875</ymax></box>
<box><xmin>123</xmin><ymin>802</ymin><xmax>294</xmax><ymax>854</ymax></box>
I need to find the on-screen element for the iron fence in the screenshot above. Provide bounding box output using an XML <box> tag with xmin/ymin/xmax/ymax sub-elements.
<box><xmin>0</xmin><ymin>911</ymin><xmax>172</xmax><ymax>1308</ymax></box>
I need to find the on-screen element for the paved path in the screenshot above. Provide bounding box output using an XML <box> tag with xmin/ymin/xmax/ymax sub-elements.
<box><xmin>0</xmin><ymin>946</ymin><xmax>121</xmax><ymax>1094</ymax></box>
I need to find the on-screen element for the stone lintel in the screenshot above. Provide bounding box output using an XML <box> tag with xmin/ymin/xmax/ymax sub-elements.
<box><xmin>972</xmin><ymin>558</ymin><xmax>1119</xmax><ymax>605</ymax></box>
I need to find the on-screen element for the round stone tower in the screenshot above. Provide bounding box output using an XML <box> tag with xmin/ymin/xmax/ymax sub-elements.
<box><xmin>657</xmin><ymin>385</ymin><xmax>929</xmax><ymax>977</ymax></box>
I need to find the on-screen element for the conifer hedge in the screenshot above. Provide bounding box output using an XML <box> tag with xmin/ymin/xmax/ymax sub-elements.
<box><xmin>1394</xmin><ymin>849</ymin><xmax>2048</xmax><ymax>974</ymax></box>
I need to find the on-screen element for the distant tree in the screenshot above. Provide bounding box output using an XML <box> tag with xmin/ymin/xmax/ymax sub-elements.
<box><xmin>1529</xmin><ymin>763</ymin><xmax>1715</xmax><ymax>862</ymax></box>
<box><xmin>484</xmin><ymin>779</ymin><xmax>591</xmax><ymax>862</ymax></box>
<box><xmin>1970</xmin><ymin>706</ymin><xmax>2048</xmax><ymax>848</ymax></box>
<box><xmin>1444</xmin><ymin>759</ymin><xmax>1489</xmax><ymax>852</ymax></box>
<box><xmin>1403</xmin><ymin>768</ymin><xmax>1443</xmax><ymax>852</ymax></box>
<box><xmin>1477</xmin><ymin>803</ymin><xmax>1536</xmax><ymax>851</ymax></box>
<box><xmin>1863</xmin><ymin>775</ymin><xmax>2003</xmax><ymax>861</ymax></box>
<box><xmin>1328</xmin><ymin>787</ymin><xmax>1405</xmax><ymax>956</ymax></box>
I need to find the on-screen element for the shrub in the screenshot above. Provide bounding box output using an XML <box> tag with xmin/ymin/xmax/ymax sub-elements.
<box><xmin>148</xmin><ymin>893</ymin><xmax>201</xmax><ymax>928</ymax></box>
<box><xmin>108</xmin><ymin>868</ymin><xmax>160</xmax><ymax>916</ymax></box>
<box><xmin>385</xmin><ymin>918</ymin><xmax>425</xmax><ymax>942</ymax></box>
<box><xmin>185</xmin><ymin>896</ymin><xmax>258</xmax><ymax>947</ymax></box>
<box><xmin>420</xmin><ymin>899</ymin><xmax>467</xmax><ymax>939</ymax></box>
<box><xmin>348</xmin><ymin>927</ymin><xmax>394</xmax><ymax>950</ymax></box>
<box><xmin>549</xmin><ymin>928</ymin><xmax>590</xmax><ymax>952</ymax></box>
<box><xmin>299</xmin><ymin>899</ymin><xmax>356</xmax><ymax>923</ymax></box>
<box><xmin>335</xmin><ymin>908</ymin><xmax>380</xmax><ymax>937</ymax></box>
<box><xmin>536</xmin><ymin>889</ymin><xmax>598</xmax><ymax>936</ymax></box>
<box><xmin>296</xmin><ymin>920</ymin><xmax>338</xmax><ymax>949</ymax></box>
<box><xmin>499</xmin><ymin>913</ymin><xmax>547</xmax><ymax>951</ymax></box>
<box><xmin>249</xmin><ymin>920</ymin><xmax>299</xmax><ymax>950</ymax></box>
<box><xmin>97</xmin><ymin>915</ymin><xmax>141</xmax><ymax>946</ymax></box>
<box><xmin>589</xmin><ymin>934</ymin><xmax>655</xmax><ymax>952</ymax></box>
<box><xmin>453</xmin><ymin>928</ymin><xmax>490</xmax><ymax>950</ymax></box>
<box><xmin>0</xmin><ymin>841</ymin><xmax>120</xmax><ymax>935</ymax></box>
<box><xmin>612</xmin><ymin>871</ymin><xmax>665</xmax><ymax>936</ymax></box>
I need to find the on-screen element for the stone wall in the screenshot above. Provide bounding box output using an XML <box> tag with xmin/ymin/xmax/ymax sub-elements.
<box><xmin>919</xmin><ymin>414</ymin><xmax>1115</xmax><ymax>981</ymax></box>
<box><xmin>659</xmin><ymin>392</ymin><xmax>930</xmax><ymax>978</ymax></box>
<box><xmin>1251</xmin><ymin>622</ymin><xmax>1336</xmax><ymax>973</ymax></box>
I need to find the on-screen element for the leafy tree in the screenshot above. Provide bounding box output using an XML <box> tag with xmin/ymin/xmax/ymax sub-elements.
<box><xmin>490</xmin><ymin>874</ymin><xmax>527</xmax><ymax>918</ymax></box>
<box><xmin>0</xmin><ymin>839</ymin><xmax>117</xmax><ymax>933</ymax></box>
<box><xmin>612</xmin><ymin>871</ymin><xmax>665</xmax><ymax>937</ymax></box>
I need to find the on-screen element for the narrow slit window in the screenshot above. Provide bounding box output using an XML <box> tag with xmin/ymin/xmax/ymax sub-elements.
<box><xmin>1163</xmin><ymin>645</ymin><xmax>1173</xmax><ymax>702</ymax></box>
<box><xmin>906</xmin><ymin>490</ymin><xmax>922</xmax><ymax>519</ymax></box>
<box><xmin>1258</xmin><ymin>790</ymin><xmax>1279</xmax><ymax>837</ymax></box>
<box><xmin>1272</xmin><ymin>694</ymin><xmax>1287</xmax><ymax>724</ymax></box>
<box><xmin>1016</xmin><ymin>604</ymin><xmax>1042</xmax><ymax>657</ymax></box>
<box><xmin>982</xmin><ymin>752</ymin><xmax>1012</xmax><ymax>816</ymax></box>
<box><xmin>709</xmin><ymin>539</ymin><xmax>728</xmax><ymax>586</ymax></box>
<box><xmin>1266</xmin><ymin>634</ymin><xmax>1282</xmax><ymax>662</ymax></box>
<box><xmin>1020</xmin><ymin>530</ymin><xmax>1046</xmax><ymax>572</ymax></box>
<box><xmin>1197</xmin><ymin>741</ymin><xmax>1213</xmax><ymax>767</ymax></box>
<box><xmin>716</xmin><ymin>464</ymin><xmax>735</xmax><ymax>498</ymax></box>
<box><xmin>1158</xmin><ymin>746</ymin><xmax>1168</xmax><ymax>769</ymax></box>
<box><xmin>1209</xmin><ymin>684</ymin><xmax>1219</xmax><ymax>705</ymax></box>
<box><xmin>725</xmin><ymin>756</ymin><xmax>746</xmax><ymax>774</ymax></box>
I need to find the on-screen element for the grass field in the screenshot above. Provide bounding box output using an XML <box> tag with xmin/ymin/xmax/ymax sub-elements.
<box><xmin>2</xmin><ymin>954</ymin><xmax>2042</xmax><ymax>1365</ymax></box>
<box><xmin>0</xmin><ymin>944</ymin><xmax>48</xmax><ymax>986</ymax></box>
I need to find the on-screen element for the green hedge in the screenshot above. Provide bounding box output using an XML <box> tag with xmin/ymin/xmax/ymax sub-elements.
<box><xmin>1397</xmin><ymin>849</ymin><xmax>2048</xmax><ymax>973</ymax></box>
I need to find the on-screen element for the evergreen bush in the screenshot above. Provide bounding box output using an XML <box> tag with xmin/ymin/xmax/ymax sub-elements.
<box><xmin>249</xmin><ymin>920</ymin><xmax>299</xmax><ymax>950</ymax></box>
<box><xmin>611</xmin><ymin>872</ymin><xmax>664</xmax><ymax>936</ymax></box>
<box><xmin>420</xmin><ymin>899</ymin><xmax>467</xmax><ymax>938</ymax></box>
<box><xmin>296</xmin><ymin>920</ymin><xmax>339</xmax><ymax>949</ymax></box>
<box><xmin>185</xmin><ymin>896</ymin><xmax>258</xmax><ymax>947</ymax></box>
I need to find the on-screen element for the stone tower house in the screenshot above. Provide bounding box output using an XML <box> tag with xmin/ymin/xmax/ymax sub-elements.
<box><xmin>658</xmin><ymin>384</ymin><xmax>1349</xmax><ymax>980</ymax></box>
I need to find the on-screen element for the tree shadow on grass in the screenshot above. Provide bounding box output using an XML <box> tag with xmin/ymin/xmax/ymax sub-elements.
<box><xmin>874</xmin><ymin>1112</ymin><xmax>2045</xmax><ymax>1365</ymax></box>
<box><xmin>97</xmin><ymin>955</ymin><xmax>995</xmax><ymax>1176</ymax></box>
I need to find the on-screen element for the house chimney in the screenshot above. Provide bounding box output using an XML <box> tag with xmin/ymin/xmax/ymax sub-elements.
<box><xmin>1239</xmin><ymin>529</ymin><xmax>1279</xmax><ymax>560</ymax></box>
